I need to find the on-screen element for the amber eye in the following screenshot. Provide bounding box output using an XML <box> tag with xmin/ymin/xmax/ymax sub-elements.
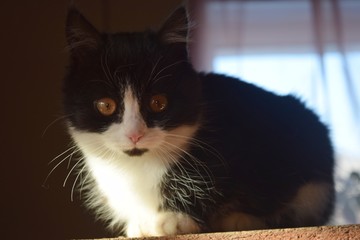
<box><xmin>95</xmin><ymin>98</ymin><xmax>117</xmax><ymax>116</ymax></box>
<box><xmin>149</xmin><ymin>94</ymin><xmax>168</xmax><ymax>113</ymax></box>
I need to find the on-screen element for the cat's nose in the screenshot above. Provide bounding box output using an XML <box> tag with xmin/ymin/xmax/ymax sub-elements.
<box><xmin>127</xmin><ymin>133</ymin><xmax>144</xmax><ymax>144</ymax></box>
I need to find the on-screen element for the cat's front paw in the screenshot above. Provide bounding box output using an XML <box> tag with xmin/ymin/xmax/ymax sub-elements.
<box><xmin>154</xmin><ymin>212</ymin><xmax>201</xmax><ymax>236</ymax></box>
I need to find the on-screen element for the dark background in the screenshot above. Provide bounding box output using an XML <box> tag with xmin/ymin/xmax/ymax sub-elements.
<box><xmin>1</xmin><ymin>1</ymin><xmax>183</xmax><ymax>239</ymax></box>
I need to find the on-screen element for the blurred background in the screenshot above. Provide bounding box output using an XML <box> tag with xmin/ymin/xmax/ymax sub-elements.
<box><xmin>1</xmin><ymin>0</ymin><xmax>359</xmax><ymax>239</ymax></box>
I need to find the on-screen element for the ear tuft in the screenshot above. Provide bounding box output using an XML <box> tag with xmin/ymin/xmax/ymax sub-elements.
<box><xmin>158</xmin><ymin>7</ymin><xmax>189</xmax><ymax>44</ymax></box>
<box><xmin>65</xmin><ymin>8</ymin><xmax>101</xmax><ymax>53</ymax></box>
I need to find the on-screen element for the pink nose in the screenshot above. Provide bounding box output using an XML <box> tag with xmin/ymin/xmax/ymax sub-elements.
<box><xmin>128</xmin><ymin>133</ymin><xmax>144</xmax><ymax>144</ymax></box>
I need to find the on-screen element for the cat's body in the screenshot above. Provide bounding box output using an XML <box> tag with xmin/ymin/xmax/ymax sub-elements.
<box><xmin>63</xmin><ymin>7</ymin><xmax>334</xmax><ymax>237</ymax></box>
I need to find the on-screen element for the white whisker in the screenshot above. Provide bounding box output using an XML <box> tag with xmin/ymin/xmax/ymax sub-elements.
<box><xmin>161</xmin><ymin>142</ymin><xmax>214</xmax><ymax>192</ymax></box>
<box><xmin>67</xmin><ymin>147</ymin><xmax>78</xmax><ymax>169</ymax></box>
<box><xmin>152</xmin><ymin>60</ymin><xmax>185</xmax><ymax>83</ymax></box>
<box><xmin>71</xmin><ymin>163</ymin><xmax>87</xmax><ymax>202</ymax></box>
<box><xmin>152</xmin><ymin>74</ymin><xmax>172</xmax><ymax>84</ymax></box>
<box><xmin>48</xmin><ymin>145</ymin><xmax>78</xmax><ymax>165</ymax></box>
<box><xmin>165</xmin><ymin>133</ymin><xmax>227</xmax><ymax>168</ymax></box>
<box><xmin>42</xmin><ymin>115</ymin><xmax>72</xmax><ymax>138</ymax></box>
<box><xmin>163</xmin><ymin>141</ymin><xmax>212</xmax><ymax>179</ymax></box>
<box><xmin>43</xmin><ymin>150</ymin><xmax>76</xmax><ymax>188</ymax></box>
<box><xmin>148</xmin><ymin>56</ymin><xmax>163</xmax><ymax>84</ymax></box>
<box><xmin>79</xmin><ymin>170</ymin><xmax>92</xmax><ymax>200</ymax></box>
<box><xmin>155</xmin><ymin>147</ymin><xmax>193</xmax><ymax>213</ymax></box>
<box><xmin>101</xmin><ymin>45</ymin><xmax>116</xmax><ymax>87</ymax></box>
<box><xmin>63</xmin><ymin>157</ymin><xmax>85</xmax><ymax>187</ymax></box>
<box><xmin>157</xmin><ymin>143</ymin><xmax>218</xmax><ymax>213</ymax></box>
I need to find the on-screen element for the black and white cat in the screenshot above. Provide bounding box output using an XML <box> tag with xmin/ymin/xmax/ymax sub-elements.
<box><xmin>63</xmin><ymin>6</ymin><xmax>335</xmax><ymax>237</ymax></box>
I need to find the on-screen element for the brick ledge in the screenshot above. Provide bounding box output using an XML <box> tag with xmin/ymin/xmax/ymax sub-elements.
<box><xmin>95</xmin><ymin>224</ymin><xmax>360</xmax><ymax>240</ymax></box>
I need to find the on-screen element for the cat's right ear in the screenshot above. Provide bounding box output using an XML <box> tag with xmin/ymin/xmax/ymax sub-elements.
<box><xmin>65</xmin><ymin>8</ymin><xmax>101</xmax><ymax>57</ymax></box>
<box><xmin>158</xmin><ymin>6</ymin><xmax>189</xmax><ymax>45</ymax></box>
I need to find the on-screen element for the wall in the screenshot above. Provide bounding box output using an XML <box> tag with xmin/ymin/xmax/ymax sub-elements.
<box><xmin>0</xmin><ymin>0</ymin><xmax>182</xmax><ymax>239</ymax></box>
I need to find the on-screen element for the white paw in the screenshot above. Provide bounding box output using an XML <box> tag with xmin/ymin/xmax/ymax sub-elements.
<box><xmin>154</xmin><ymin>212</ymin><xmax>201</xmax><ymax>236</ymax></box>
<box><xmin>125</xmin><ymin>220</ymin><xmax>144</xmax><ymax>238</ymax></box>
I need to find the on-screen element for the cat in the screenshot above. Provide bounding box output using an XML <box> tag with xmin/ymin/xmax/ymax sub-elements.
<box><xmin>62</xmin><ymin>6</ymin><xmax>335</xmax><ymax>237</ymax></box>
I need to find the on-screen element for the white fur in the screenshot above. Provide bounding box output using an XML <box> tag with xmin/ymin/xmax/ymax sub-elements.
<box><xmin>69</xmin><ymin>87</ymin><xmax>200</xmax><ymax>237</ymax></box>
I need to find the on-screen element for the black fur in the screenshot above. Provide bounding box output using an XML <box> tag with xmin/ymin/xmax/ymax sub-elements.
<box><xmin>63</xmin><ymin>6</ymin><xmax>334</xmax><ymax>235</ymax></box>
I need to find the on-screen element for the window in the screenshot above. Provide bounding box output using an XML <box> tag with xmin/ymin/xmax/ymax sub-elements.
<box><xmin>214</xmin><ymin>52</ymin><xmax>360</xmax><ymax>158</ymax></box>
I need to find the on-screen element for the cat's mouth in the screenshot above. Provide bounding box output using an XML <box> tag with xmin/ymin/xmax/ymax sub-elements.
<box><xmin>123</xmin><ymin>148</ymin><xmax>148</xmax><ymax>157</ymax></box>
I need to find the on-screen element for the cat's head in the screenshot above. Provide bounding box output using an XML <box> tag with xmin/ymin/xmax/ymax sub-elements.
<box><xmin>63</xmin><ymin>7</ymin><xmax>202</xmax><ymax>163</ymax></box>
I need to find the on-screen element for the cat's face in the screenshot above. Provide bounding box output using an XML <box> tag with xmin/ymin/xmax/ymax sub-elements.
<box><xmin>63</xmin><ymin>8</ymin><xmax>202</xmax><ymax>162</ymax></box>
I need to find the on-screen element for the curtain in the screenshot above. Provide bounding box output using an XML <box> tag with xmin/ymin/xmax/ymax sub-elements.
<box><xmin>188</xmin><ymin>0</ymin><xmax>360</xmax><ymax>225</ymax></box>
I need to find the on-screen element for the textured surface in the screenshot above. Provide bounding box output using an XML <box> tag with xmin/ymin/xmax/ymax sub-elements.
<box><xmin>94</xmin><ymin>225</ymin><xmax>360</xmax><ymax>240</ymax></box>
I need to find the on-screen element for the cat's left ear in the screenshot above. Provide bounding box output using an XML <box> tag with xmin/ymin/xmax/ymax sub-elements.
<box><xmin>158</xmin><ymin>6</ymin><xmax>189</xmax><ymax>45</ymax></box>
<box><xmin>65</xmin><ymin>8</ymin><xmax>102</xmax><ymax>56</ymax></box>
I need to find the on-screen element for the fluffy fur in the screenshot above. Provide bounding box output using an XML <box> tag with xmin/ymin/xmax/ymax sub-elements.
<box><xmin>62</xmin><ymin>6</ymin><xmax>335</xmax><ymax>237</ymax></box>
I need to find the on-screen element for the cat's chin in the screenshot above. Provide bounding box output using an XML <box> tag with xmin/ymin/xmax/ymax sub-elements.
<box><xmin>123</xmin><ymin>148</ymin><xmax>149</xmax><ymax>157</ymax></box>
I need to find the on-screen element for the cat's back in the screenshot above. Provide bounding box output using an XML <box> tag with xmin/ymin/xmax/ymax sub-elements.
<box><xmin>198</xmin><ymin>73</ymin><xmax>334</xmax><ymax>181</ymax></box>
<box><xmin>200</xmin><ymin>72</ymin><xmax>319</xmax><ymax>126</ymax></box>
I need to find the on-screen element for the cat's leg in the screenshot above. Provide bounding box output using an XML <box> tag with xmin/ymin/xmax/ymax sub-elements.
<box><xmin>278</xmin><ymin>182</ymin><xmax>334</xmax><ymax>226</ymax></box>
<box><xmin>125</xmin><ymin>212</ymin><xmax>200</xmax><ymax>237</ymax></box>
<box><xmin>212</xmin><ymin>182</ymin><xmax>334</xmax><ymax>231</ymax></box>
<box><xmin>213</xmin><ymin>212</ymin><xmax>267</xmax><ymax>231</ymax></box>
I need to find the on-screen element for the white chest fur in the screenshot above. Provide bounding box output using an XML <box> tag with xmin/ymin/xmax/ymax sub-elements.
<box><xmin>85</xmin><ymin>153</ymin><xmax>168</xmax><ymax>227</ymax></box>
